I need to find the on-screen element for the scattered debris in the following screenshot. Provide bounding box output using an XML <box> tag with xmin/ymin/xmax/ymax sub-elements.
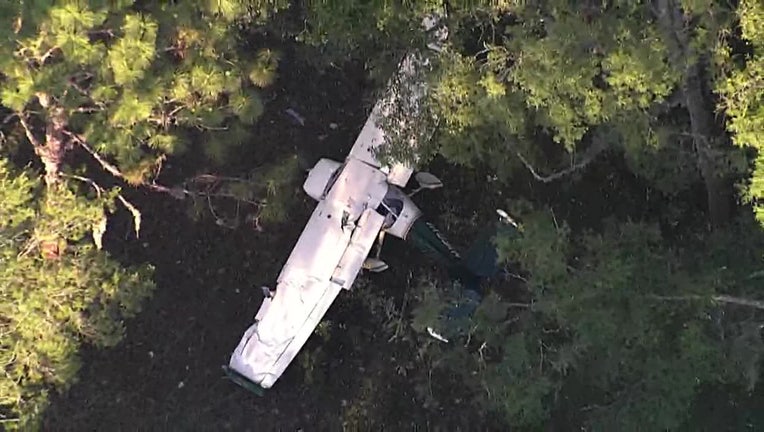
<box><xmin>284</xmin><ymin>108</ymin><xmax>305</xmax><ymax>126</ymax></box>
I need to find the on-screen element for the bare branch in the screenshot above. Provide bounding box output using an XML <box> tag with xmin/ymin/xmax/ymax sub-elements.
<box><xmin>649</xmin><ymin>294</ymin><xmax>764</xmax><ymax>310</ymax></box>
<box><xmin>62</xmin><ymin>173</ymin><xmax>104</xmax><ymax>197</ymax></box>
<box><xmin>73</xmin><ymin>106</ymin><xmax>104</xmax><ymax>113</ymax></box>
<box><xmin>65</xmin><ymin>131</ymin><xmax>124</xmax><ymax>178</ymax></box>
<box><xmin>68</xmin><ymin>81</ymin><xmax>89</xmax><ymax>96</ymax></box>
<box><xmin>511</xmin><ymin>137</ymin><xmax>608</xmax><ymax>183</ymax></box>
<box><xmin>189</xmin><ymin>174</ymin><xmax>259</xmax><ymax>185</ymax></box>
<box><xmin>714</xmin><ymin>295</ymin><xmax>764</xmax><ymax>310</ymax></box>
<box><xmin>116</xmin><ymin>194</ymin><xmax>142</xmax><ymax>238</ymax></box>
<box><xmin>63</xmin><ymin>174</ymin><xmax>139</xmax><ymax>241</ymax></box>
<box><xmin>64</xmin><ymin>130</ymin><xmax>265</xmax><ymax>208</ymax></box>
<box><xmin>17</xmin><ymin>115</ymin><xmax>41</xmax><ymax>148</ymax></box>
<box><xmin>189</xmin><ymin>190</ymin><xmax>263</xmax><ymax>207</ymax></box>
<box><xmin>2</xmin><ymin>113</ymin><xmax>17</xmax><ymax>125</ymax></box>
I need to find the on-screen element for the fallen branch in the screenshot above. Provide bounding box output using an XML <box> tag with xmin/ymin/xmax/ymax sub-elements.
<box><xmin>649</xmin><ymin>294</ymin><xmax>764</xmax><ymax>310</ymax></box>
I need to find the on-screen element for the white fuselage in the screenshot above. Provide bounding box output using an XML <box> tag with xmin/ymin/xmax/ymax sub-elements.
<box><xmin>227</xmin><ymin>13</ymin><xmax>447</xmax><ymax>390</ymax></box>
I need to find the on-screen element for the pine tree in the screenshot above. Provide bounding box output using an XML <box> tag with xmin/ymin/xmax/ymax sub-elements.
<box><xmin>0</xmin><ymin>1</ymin><xmax>285</xmax><ymax>427</ymax></box>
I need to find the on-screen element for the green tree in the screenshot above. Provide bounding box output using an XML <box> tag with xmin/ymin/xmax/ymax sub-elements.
<box><xmin>0</xmin><ymin>0</ymin><xmax>285</xmax><ymax>427</ymax></box>
<box><xmin>349</xmin><ymin>1</ymin><xmax>758</xmax><ymax>229</ymax></box>
<box><xmin>0</xmin><ymin>159</ymin><xmax>153</xmax><ymax>429</ymax></box>
<box><xmin>409</xmin><ymin>206</ymin><xmax>763</xmax><ymax>430</ymax></box>
<box><xmin>719</xmin><ymin>0</ymin><xmax>764</xmax><ymax>225</ymax></box>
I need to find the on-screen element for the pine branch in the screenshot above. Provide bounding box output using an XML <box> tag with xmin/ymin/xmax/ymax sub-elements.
<box><xmin>64</xmin><ymin>130</ymin><xmax>265</xmax><ymax>208</ymax></box>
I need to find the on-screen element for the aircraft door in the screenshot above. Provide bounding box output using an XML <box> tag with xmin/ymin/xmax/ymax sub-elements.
<box><xmin>378</xmin><ymin>186</ymin><xmax>422</xmax><ymax>240</ymax></box>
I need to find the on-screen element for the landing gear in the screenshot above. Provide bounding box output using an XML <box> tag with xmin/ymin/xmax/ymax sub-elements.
<box><xmin>362</xmin><ymin>257</ymin><xmax>389</xmax><ymax>273</ymax></box>
<box><xmin>362</xmin><ymin>230</ymin><xmax>390</xmax><ymax>273</ymax></box>
<box><xmin>407</xmin><ymin>171</ymin><xmax>443</xmax><ymax>197</ymax></box>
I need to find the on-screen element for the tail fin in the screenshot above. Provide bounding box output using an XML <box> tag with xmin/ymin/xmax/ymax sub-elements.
<box><xmin>408</xmin><ymin>219</ymin><xmax>480</xmax><ymax>290</ymax></box>
<box><xmin>463</xmin><ymin>228</ymin><xmax>501</xmax><ymax>279</ymax></box>
<box><xmin>463</xmin><ymin>218</ymin><xmax>521</xmax><ymax>279</ymax></box>
<box><xmin>407</xmin><ymin>216</ymin><xmax>520</xmax><ymax>342</ymax></box>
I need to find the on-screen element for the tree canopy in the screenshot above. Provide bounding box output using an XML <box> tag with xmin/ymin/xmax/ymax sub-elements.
<box><xmin>0</xmin><ymin>0</ymin><xmax>285</xmax><ymax>428</ymax></box>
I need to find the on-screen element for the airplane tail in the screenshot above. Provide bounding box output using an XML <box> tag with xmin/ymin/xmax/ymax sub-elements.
<box><xmin>408</xmin><ymin>217</ymin><xmax>513</xmax><ymax>289</ymax></box>
<box><xmin>408</xmin><ymin>218</ymin><xmax>482</xmax><ymax>292</ymax></box>
<box><xmin>406</xmin><ymin>216</ymin><xmax>519</xmax><ymax>339</ymax></box>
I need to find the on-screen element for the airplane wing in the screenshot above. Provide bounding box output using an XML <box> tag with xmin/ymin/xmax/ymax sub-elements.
<box><xmin>229</xmin><ymin>159</ymin><xmax>388</xmax><ymax>389</ymax></box>
<box><xmin>348</xmin><ymin>15</ymin><xmax>447</xmax><ymax>187</ymax></box>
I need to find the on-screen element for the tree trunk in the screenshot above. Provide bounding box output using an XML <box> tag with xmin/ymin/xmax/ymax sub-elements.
<box><xmin>20</xmin><ymin>93</ymin><xmax>71</xmax><ymax>260</ymax></box>
<box><xmin>655</xmin><ymin>0</ymin><xmax>732</xmax><ymax>227</ymax></box>
<box><xmin>33</xmin><ymin>93</ymin><xmax>68</xmax><ymax>187</ymax></box>
<box><xmin>682</xmin><ymin>63</ymin><xmax>731</xmax><ymax>226</ymax></box>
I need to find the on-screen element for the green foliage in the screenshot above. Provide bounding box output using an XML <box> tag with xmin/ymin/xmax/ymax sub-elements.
<box><xmin>0</xmin><ymin>161</ymin><xmax>154</xmax><ymax>429</ymax></box>
<box><xmin>257</xmin><ymin>155</ymin><xmax>299</xmax><ymax>223</ymax></box>
<box><xmin>719</xmin><ymin>0</ymin><xmax>764</xmax><ymax>225</ymax></box>
<box><xmin>0</xmin><ymin>1</ymin><xmax>280</xmax><ymax>175</ymax></box>
<box><xmin>248</xmin><ymin>48</ymin><xmax>280</xmax><ymax>88</ymax></box>
<box><xmin>416</xmin><ymin>204</ymin><xmax>763</xmax><ymax>430</ymax></box>
<box><xmin>406</xmin><ymin>4</ymin><xmax>680</xmax><ymax>180</ymax></box>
